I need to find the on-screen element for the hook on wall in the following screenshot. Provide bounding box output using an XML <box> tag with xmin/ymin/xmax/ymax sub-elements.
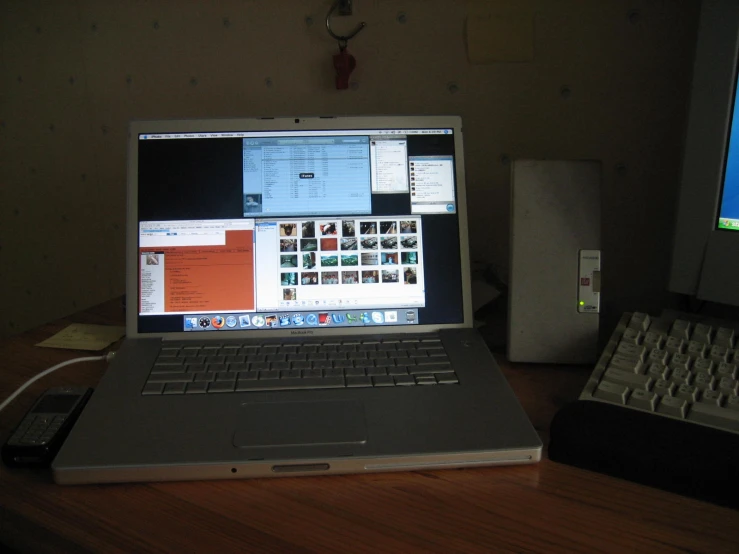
<box><xmin>326</xmin><ymin>0</ymin><xmax>366</xmax><ymax>45</ymax></box>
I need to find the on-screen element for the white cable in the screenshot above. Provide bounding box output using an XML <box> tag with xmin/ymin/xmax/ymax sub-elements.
<box><xmin>0</xmin><ymin>351</ymin><xmax>115</xmax><ymax>414</ymax></box>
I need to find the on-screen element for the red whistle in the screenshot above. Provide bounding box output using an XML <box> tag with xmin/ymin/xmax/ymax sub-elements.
<box><xmin>333</xmin><ymin>49</ymin><xmax>356</xmax><ymax>90</ymax></box>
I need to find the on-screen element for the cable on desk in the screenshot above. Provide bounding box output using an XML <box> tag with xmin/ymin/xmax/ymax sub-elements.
<box><xmin>0</xmin><ymin>352</ymin><xmax>115</xmax><ymax>414</ymax></box>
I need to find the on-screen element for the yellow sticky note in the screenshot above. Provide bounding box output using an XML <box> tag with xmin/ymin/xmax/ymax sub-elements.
<box><xmin>37</xmin><ymin>324</ymin><xmax>126</xmax><ymax>351</ymax></box>
<box><xmin>466</xmin><ymin>14</ymin><xmax>535</xmax><ymax>63</ymax></box>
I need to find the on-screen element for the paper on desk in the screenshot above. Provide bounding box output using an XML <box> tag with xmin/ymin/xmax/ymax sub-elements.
<box><xmin>36</xmin><ymin>324</ymin><xmax>126</xmax><ymax>351</ymax></box>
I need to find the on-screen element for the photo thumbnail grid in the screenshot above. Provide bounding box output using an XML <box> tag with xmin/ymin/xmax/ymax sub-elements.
<box><xmin>278</xmin><ymin>217</ymin><xmax>422</xmax><ymax>299</ymax></box>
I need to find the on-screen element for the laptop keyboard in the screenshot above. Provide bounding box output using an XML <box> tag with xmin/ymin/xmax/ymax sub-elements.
<box><xmin>142</xmin><ymin>336</ymin><xmax>459</xmax><ymax>395</ymax></box>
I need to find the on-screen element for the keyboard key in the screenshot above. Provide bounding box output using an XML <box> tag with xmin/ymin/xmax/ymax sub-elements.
<box><xmin>346</xmin><ymin>376</ymin><xmax>372</xmax><ymax>388</ymax></box>
<box><xmin>394</xmin><ymin>375</ymin><xmax>416</xmax><ymax>386</ymax></box>
<box><xmin>594</xmin><ymin>381</ymin><xmax>630</xmax><ymax>404</ymax></box>
<box><xmin>416</xmin><ymin>375</ymin><xmax>437</xmax><ymax>385</ymax></box>
<box><xmin>148</xmin><ymin>372</ymin><xmax>193</xmax><ymax>383</ymax></box>
<box><xmin>643</xmin><ymin>331</ymin><xmax>665</xmax><ymax>350</ymax></box>
<box><xmin>669</xmin><ymin>319</ymin><xmax>692</xmax><ymax>340</ymax></box>
<box><xmin>665</xmin><ymin>337</ymin><xmax>685</xmax><ymax>354</ymax></box>
<box><xmin>675</xmin><ymin>384</ymin><xmax>699</xmax><ymax>402</ymax></box>
<box><xmin>698</xmin><ymin>389</ymin><xmax>723</xmax><ymax>406</ymax></box>
<box><xmin>693</xmin><ymin>358</ymin><xmax>715</xmax><ymax>374</ymax></box>
<box><xmin>710</xmin><ymin>345</ymin><xmax>729</xmax><ymax>363</ymax></box>
<box><xmin>688</xmin><ymin>402</ymin><xmax>739</xmax><ymax>431</ymax></box>
<box><xmin>142</xmin><ymin>383</ymin><xmax>164</xmax><ymax>395</ymax></box>
<box><xmin>669</xmin><ymin>353</ymin><xmax>692</xmax><ymax>371</ymax></box>
<box><xmin>259</xmin><ymin>370</ymin><xmax>281</xmax><ymax>380</ymax></box>
<box><xmin>616</xmin><ymin>343</ymin><xmax>647</xmax><ymax>361</ymax></box>
<box><xmin>208</xmin><ymin>381</ymin><xmax>235</xmax><ymax>393</ymax></box>
<box><xmin>653</xmin><ymin>379</ymin><xmax>675</xmax><ymax>397</ymax></box>
<box><xmin>716</xmin><ymin>363</ymin><xmax>738</xmax><ymax>379</ymax></box>
<box><xmin>437</xmin><ymin>374</ymin><xmax>460</xmax><ymax>385</ymax></box>
<box><xmin>648</xmin><ymin>349</ymin><xmax>670</xmax><ymax>365</ymax></box>
<box><xmin>163</xmin><ymin>383</ymin><xmax>187</xmax><ymax>395</ymax></box>
<box><xmin>606</xmin><ymin>355</ymin><xmax>644</xmax><ymax>374</ymax></box>
<box><xmin>236</xmin><ymin>378</ymin><xmax>345</xmax><ymax>392</ymax></box>
<box><xmin>602</xmin><ymin>368</ymin><xmax>653</xmax><ymax>390</ymax></box>
<box><xmin>627</xmin><ymin>389</ymin><xmax>657</xmax><ymax>411</ymax></box>
<box><xmin>715</xmin><ymin>327</ymin><xmax>735</xmax><ymax>348</ymax></box>
<box><xmin>621</xmin><ymin>328</ymin><xmax>642</xmax><ymax>345</ymax></box>
<box><xmin>186</xmin><ymin>382</ymin><xmax>208</xmax><ymax>394</ymax></box>
<box><xmin>687</xmin><ymin>341</ymin><xmax>707</xmax><ymax>359</ymax></box>
<box><xmin>692</xmin><ymin>322</ymin><xmax>714</xmax><ymax>344</ymax></box>
<box><xmin>372</xmin><ymin>376</ymin><xmax>395</xmax><ymax>387</ymax></box>
<box><xmin>693</xmin><ymin>372</ymin><xmax>715</xmax><ymax>391</ymax></box>
<box><xmin>657</xmin><ymin>396</ymin><xmax>688</xmax><ymax>418</ymax></box>
<box><xmin>628</xmin><ymin>312</ymin><xmax>650</xmax><ymax>331</ymax></box>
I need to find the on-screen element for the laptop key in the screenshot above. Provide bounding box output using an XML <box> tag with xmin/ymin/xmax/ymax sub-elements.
<box><xmin>208</xmin><ymin>381</ymin><xmax>236</xmax><ymax>393</ymax></box>
<box><xmin>186</xmin><ymin>382</ymin><xmax>208</xmax><ymax>394</ymax></box>
<box><xmin>346</xmin><ymin>376</ymin><xmax>372</xmax><ymax>388</ymax></box>
<box><xmin>142</xmin><ymin>383</ymin><xmax>164</xmax><ymax>395</ymax></box>
<box><xmin>416</xmin><ymin>375</ymin><xmax>438</xmax><ymax>385</ymax></box>
<box><xmin>148</xmin><ymin>373</ymin><xmax>193</xmax><ymax>383</ymax></box>
<box><xmin>325</xmin><ymin>368</ymin><xmax>344</xmax><ymax>378</ymax></box>
<box><xmin>437</xmin><ymin>375</ymin><xmax>460</xmax><ymax>385</ymax></box>
<box><xmin>372</xmin><ymin>376</ymin><xmax>395</xmax><ymax>387</ymax></box>
<box><xmin>281</xmin><ymin>370</ymin><xmax>301</xmax><ymax>379</ymax></box>
<box><xmin>236</xmin><ymin>378</ymin><xmax>345</xmax><ymax>392</ymax></box>
<box><xmin>394</xmin><ymin>375</ymin><xmax>416</xmax><ymax>386</ymax></box>
<box><xmin>163</xmin><ymin>383</ymin><xmax>187</xmax><ymax>394</ymax></box>
<box><xmin>346</xmin><ymin>368</ymin><xmax>366</xmax><ymax>377</ymax></box>
<box><xmin>259</xmin><ymin>370</ymin><xmax>281</xmax><ymax>380</ymax></box>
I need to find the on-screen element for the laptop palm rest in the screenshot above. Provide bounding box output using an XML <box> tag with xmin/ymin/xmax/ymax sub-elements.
<box><xmin>233</xmin><ymin>400</ymin><xmax>367</xmax><ymax>448</ymax></box>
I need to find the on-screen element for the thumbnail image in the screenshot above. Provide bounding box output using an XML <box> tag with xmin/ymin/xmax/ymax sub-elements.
<box><xmin>401</xmin><ymin>235</ymin><xmax>418</xmax><ymax>249</ymax></box>
<box><xmin>361</xmin><ymin>252</ymin><xmax>378</xmax><ymax>265</ymax></box>
<box><xmin>382</xmin><ymin>269</ymin><xmax>399</xmax><ymax>283</ymax></box>
<box><xmin>302</xmin><ymin>252</ymin><xmax>316</xmax><ymax>269</ymax></box>
<box><xmin>404</xmin><ymin>267</ymin><xmax>418</xmax><ymax>284</ymax></box>
<box><xmin>341</xmin><ymin>254</ymin><xmax>358</xmax><ymax>266</ymax></box>
<box><xmin>322</xmin><ymin>271</ymin><xmax>339</xmax><ymax>284</ymax></box>
<box><xmin>243</xmin><ymin>193</ymin><xmax>262</xmax><ymax>214</ymax></box>
<box><xmin>301</xmin><ymin>272</ymin><xmax>319</xmax><ymax>285</ymax></box>
<box><xmin>381</xmin><ymin>252</ymin><xmax>398</xmax><ymax>265</ymax></box>
<box><xmin>281</xmin><ymin>272</ymin><xmax>298</xmax><ymax>286</ymax></box>
<box><xmin>342</xmin><ymin>271</ymin><xmax>359</xmax><ymax>284</ymax></box>
<box><xmin>321</xmin><ymin>255</ymin><xmax>338</xmax><ymax>267</ymax></box>
<box><xmin>381</xmin><ymin>236</ymin><xmax>398</xmax><ymax>249</ymax></box>
<box><xmin>340</xmin><ymin>237</ymin><xmax>358</xmax><ymax>250</ymax></box>
<box><xmin>280</xmin><ymin>223</ymin><xmax>297</xmax><ymax>237</ymax></box>
<box><xmin>400</xmin><ymin>220</ymin><xmax>417</xmax><ymax>234</ymax></box>
<box><xmin>321</xmin><ymin>237</ymin><xmax>338</xmax><ymax>251</ymax></box>
<box><xmin>401</xmin><ymin>251</ymin><xmax>418</xmax><ymax>264</ymax></box>
<box><xmin>342</xmin><ymin>220</ymin><xmax>355</xmax><ymax>237</ymax></box>
<box><xmin>301</xmin><ymin>221</ymin><xmax>315</xmax><ymax>238</ymax></box>
<box><xmin>283</xmin><ymin>288</ymin><xmax>296</xmax><ymax>300</ymax></box>
<box><xmin>280</xmin><ymin>239</ymin><xmax>297</xmax><ymax>252</ymax></box>
<box><xmin>360</xmin><ymin>221</ymin><xmax>377</xmax><ymax>234</ymax></box>
<box><xmin>280</xmin><ymin>254</ymin><xmax>298</xmax><ymax>268</ymax></box>
<box><xmin>265</xmin><ymin>315</ymin><xmax>279</xmax><ymax>328</ymax></box>
<box><xmin>320</xmin><ymin>222</ymin><xmax>338</xmax><ymax>235</ymax></box>
<box><xmin>380</xmin><ymin>221</ymin><xmax>397</xmax><ymax>234</ymax></box>
<box><xmin>361</xmin><ymin>237</ymin><xmax>378</xmax><ymax>249</ymax></box>
<box><xmin>301</xmin><ymin>238</ymin><xmax>318</xmax><ymax>251</ymax></box>
<box><xmin>145</xmin><ymin>254</ymin><xmax>159</xmax><ymax>265</ymax></box>
<box><xmin>362</xmin><ymin>270</ymin><xmax>379</xmax><ymax>283</ymax></box>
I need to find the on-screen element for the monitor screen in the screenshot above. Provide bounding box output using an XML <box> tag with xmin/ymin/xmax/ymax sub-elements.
<box><xmin>668</xmin><ymin>0</ymin><xmax>739</xmax><ymax>307</ymax></box>
<box><xmin>718</xmin><ymin>66</ymin><xmax>739</xmax><ymax>231</ymax></box>
<box><xmin>133</xmin><ymin>126</ymin><xmax>466</xmax><ymax>334</ymax></box>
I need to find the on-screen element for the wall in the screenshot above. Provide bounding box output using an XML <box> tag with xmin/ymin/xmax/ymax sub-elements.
<box><xmin>0</xmin><ymin>0</ymin><xmax>700</xmax><ymax>337</ymax></box>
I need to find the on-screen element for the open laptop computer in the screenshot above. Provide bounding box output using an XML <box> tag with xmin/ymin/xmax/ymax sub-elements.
<box><xmin>52</xmin><ymin>115</ymin><xmax>541</xmax><ymax>484</ymax></box>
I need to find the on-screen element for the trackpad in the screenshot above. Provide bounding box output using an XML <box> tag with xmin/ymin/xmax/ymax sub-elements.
<box><xmin>233</xmin><ymin>400</ymin><xmax>367</xmax><ymax>448</ymax></box>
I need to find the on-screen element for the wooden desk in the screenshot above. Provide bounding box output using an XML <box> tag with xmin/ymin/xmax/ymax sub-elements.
<box><xmin>1</xmin><ymin>299</ymin><xmax>737</xmax><ymax>553</ymax></box>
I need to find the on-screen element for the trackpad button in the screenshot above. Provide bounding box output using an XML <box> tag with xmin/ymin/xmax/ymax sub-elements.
<box><xmin>233</xmin><ymin>400</ymin><xmax>367</xmax><ymax>448</ymax></box>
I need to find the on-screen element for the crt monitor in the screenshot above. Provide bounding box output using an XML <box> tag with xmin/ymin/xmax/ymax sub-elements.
<box><xmin>669</xmin><ymin>0</ymin><xmax>739</xmax><ymax>308</ymax></box>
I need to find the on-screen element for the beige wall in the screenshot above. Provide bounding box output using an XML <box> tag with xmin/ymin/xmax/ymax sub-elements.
<box><xmin>0</xmin><ymin>0</ymin><xmax>700</xmax><ymax>337</ymax></box>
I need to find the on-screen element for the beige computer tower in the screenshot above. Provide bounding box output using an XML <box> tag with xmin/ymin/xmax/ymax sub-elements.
<box><xmin>508</xmin><ymin>160</ymin><xmax>601</xmax><ymax>364</ymax></box>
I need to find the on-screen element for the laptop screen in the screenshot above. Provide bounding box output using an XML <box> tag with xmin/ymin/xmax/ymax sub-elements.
<box><xmin>135</xmin><ymin>124</ymin><xmax>465</xmax><ymax>334</ymax></box>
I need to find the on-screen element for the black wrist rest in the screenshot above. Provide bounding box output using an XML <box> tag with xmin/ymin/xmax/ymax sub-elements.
<box><xmin>548</xmin><ymin>400</ymin><xmax>739</xmax><ymax>510</ymax></box>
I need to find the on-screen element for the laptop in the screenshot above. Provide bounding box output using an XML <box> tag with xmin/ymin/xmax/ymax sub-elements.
<box><xmin>52</xmin><ymin>115</ymin><xmax>541</xmax><ymax>484</ymax></box>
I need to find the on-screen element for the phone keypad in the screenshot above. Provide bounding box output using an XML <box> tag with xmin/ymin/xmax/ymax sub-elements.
<box><xmin>10</xmin><ymin>414</ymin><xmax>67</xmax><ymax>446</ymax></box>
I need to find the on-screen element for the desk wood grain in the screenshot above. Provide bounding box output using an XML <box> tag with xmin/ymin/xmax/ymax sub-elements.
<box><xmin>1</xmin><ymin>299</ymin><xmax>737</xmax><ymax>553</ymax></box>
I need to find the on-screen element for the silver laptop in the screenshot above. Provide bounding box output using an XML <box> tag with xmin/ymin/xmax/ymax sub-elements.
<box><xmin>53</xmin><ymin>115</ymin><xmax>541</xmax><ymax>484</ymax></box>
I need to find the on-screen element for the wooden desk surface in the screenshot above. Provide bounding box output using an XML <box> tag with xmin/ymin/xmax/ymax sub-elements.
<box><xmin>1</xmin><ymin>299</ymin><xmax>737</xmax><ymax>553</ymax></box>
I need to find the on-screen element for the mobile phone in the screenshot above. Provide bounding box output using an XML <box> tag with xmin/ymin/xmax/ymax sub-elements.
<box><xmin>2</xmin><ymin>386</ymin><xmax>93</xmax><ymax>468</ymax></box>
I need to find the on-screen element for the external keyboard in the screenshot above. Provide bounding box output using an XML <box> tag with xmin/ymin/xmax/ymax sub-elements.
<box><xmin>142</xmin><ymin>336</ymin><xmax>459</xmax><ymax>395</ymax></box>
<box><xmin>580</xmin><ymin>311</ymin><xmax>739</xmax><ymax>433</ymax></box>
